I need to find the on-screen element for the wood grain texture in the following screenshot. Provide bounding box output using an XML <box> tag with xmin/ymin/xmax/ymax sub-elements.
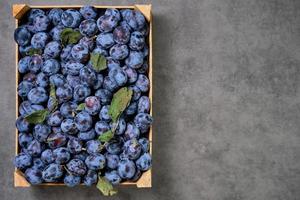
<box><xmin>13</xmin><ymin>4</ymin><xmax>153</xmax><ymax>188</ymax></box>
<box><xmin>12</xmin><ymin>4</ymin><xmax>30</xmax><ymax>19</ymax></box>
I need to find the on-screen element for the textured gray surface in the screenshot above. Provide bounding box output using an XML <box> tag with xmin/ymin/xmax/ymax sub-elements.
<box><xmin>1</xmin><ymin>0</ymin><xmax>300</xmax><ymax>199</ymax></box>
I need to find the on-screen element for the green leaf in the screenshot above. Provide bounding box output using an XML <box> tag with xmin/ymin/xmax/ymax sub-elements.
<box><xmin>76</xmin><ymin>103</ymin><xmax>85</xmax><ymax>111</ymax></box>
<box><xmin>26</xmin><ymin>48</ymin><xmax>42</xmax><ymax>56</ymax></box>
<box><xmin>60</xmin><ymin>28</ymin><xmax>82</xmax><ymax>46</ymax></box>
<box><xmin>98</xmin><ymin>130</ymin><xmax>114</xmax><ymax>143</ymax></box>
<box><xmin>90</xmin><ymin>53</ymin><xmax>107</xmax><ymax>72</ymax></box>
<box><xmin>50</xmin><ymin>84</ymin><xmax>56</xmax><ymax>98</ymax></box>
<box><xmin>96</xmin><ymin>176</ymin><xmax>117</xmax><ymax>196</ymax></box>
<box><xmin>109</xmin><ymin>87</ymin><xmax>133</xmax><ymax>122</ymax></box>
<box><xmin>48</xmin><ymin>84</ymin><xmax>58</xmax><ymax>112</ymax></box>
<box><xmin>24</xmin><ymin>109</ymin><xmax>49</xmax><ymax>124</ymax></box>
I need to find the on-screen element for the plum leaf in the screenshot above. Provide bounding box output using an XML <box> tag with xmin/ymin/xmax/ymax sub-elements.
<box><xmin>60</xmin><ymin>28</ymin><xmax>82</xmax><ymax>46</ymax></box>
<box><xmin>90</xmin><ymin>53</ymin><xmax>107</xmax><ymax>72</ymax></box>
<box><xmin>26</xmin><ymin>48</ymin><xmax>42</xmax><ymax>56</ymax></box>
<box><xmin>96</xmin><ymin>176</ymin><xmax>117</xmax><ymax>196</ymax></box>
<box><xmin>24</xmin><ymin>109</ymin><xmax>49</xmax><ymax>124</ymax></box>
<box><xmin>109</xmin><ymin>87</ymin><xmax>133</xmax><ymax>122</ymax></box>
<box><xmin>76</xmin><ymin>103</ymin><xmax>85</xmax><ymax>111</ymax></box>
<box><xmin>49</xmin><ymin>84</ymin><xmax>58</xmax><ymax>112</ymax></box>
<box><xmin>98</xmin><ymin>130</ymin><xmax>114</xmax><ymax>143</ymax></box>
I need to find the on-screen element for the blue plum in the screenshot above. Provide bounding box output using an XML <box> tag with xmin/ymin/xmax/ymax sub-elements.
<box><xmin>49</xmin><ymin>24</ymin><xmax>64</xmax><ymax>41</ymax></box>
<box><xmin>129</xmin><ymin>31</ymin><xmax>145</xmax><ymax>50</ymax></box>
<box><xmin>47</xmin><ymin>111</ymin><xmax>63</xmax><ymax>126</ymax></box>
<box><xmin>85</xmin><ymin>96</ymin><xmax>101</xmax><ymax>115</ymax></box>
<box><xmin>136</xmin><ymin>153</ymin><xmax>151</xmax><ymax>171</ymax></box>
<box><xmin>79</xmin><ymin>37</ymin><xmax>95</xmax><ymax>51</ymax></box>
<box><xmin>124</xmin><ymin>122</ymin><xmax>140</xmax><ymax>140</ymax></box>
<box><xmin>28</xmin><ymin>87</ymin><xmax>48</xmax><ymax>104</ymax></box>
<box><xmin>60</xmin><ymin>44</ymin><xmax>73</xmax><ymax>62</ymax></box>
<box><xmin>136</xmin><ymin>74</ymin><xmax>150</xmax><ymax>92</ymax></box>
<box><xmin>29</xmin><ymin>54</ymin><xmax>43</xmax><ymax>73</ymax></box>
<box><xmin>109</xmin><ymin>44</ymin><xmax>129</xmax><ymax>60</ymax></box>
<box><xmin>41</xmin><ymin>149</ymin><xmax>54</xmax><ymax>164</ymax></box>
<box><xmin>47</xmin><ymin>8</ymin><xmax>63</xmax><ymax>25</ymax></box>
<box><xmin>123</xmin><ymin>139</ymin><xmax>142</xmax><ymax>160</ymax></box>
<box><xmin>122</xmin><ymin>65</ymin><xmax>137</xmax><ymax>83</ymax></box>
<box><xmin>61</xmin><ymin>9</ymin><xmax>82</xmax><ymax>28</ymax></box>
<box><xmin>33</xmin><ymin>14</ymin><xmax>50</xmax><ymax>32</ymax></box>
<box><xmin>14</xmin><ymin>152</ymin><xmax>32</xmax><ymax>170</ymax></box>
<box><xmin>86</xmin><ymin>140</ymin><xmax>102</xmax><ymax>155</ymax></box>
<box><xmin>61</xmin><ymin>118</ymin><xmax>78</xmax><ymax>134</ymax></box>
<box><xmin>108</xmin><ymin>67</ymin><xmax>128</xmax><ymax>86</ymax></box>
<box><xmin>64</xmin><ymin>174</ymin><xmax>81</xmax><ymax>187</ymax></box>
<box><xmin>42</xmin><ymin>59</ymin><xmax>60</xmax><ymax>76</ymax></box>
<box><xmin>105</xmin><ymin>170</ymin><xmax>121</xmax><ymax>185</ymax></box>
<box><xmin>42</xmin><ymin>163</ymin><xmax>64</xmax><ymax>182</ymax></box>
<box><xmin>103</xmin><ymin>76</ymin><xmax>119</xmax><ymax>92</ymax></box>
<box><xmin>67</xmin><ymin>137</ymin><xmax>82</xmax><ymax>154</ymax></box>
<box><xmin>44</xmin><ymin>41</ymin><xmax>62</xmax><ymax>59</ymax></box>
<box><xmin>26</xmin><ymin>139</ymin><xmax>44</xmax><ymax>157</ymax></box>
<box><xmin>47</xmin><ymin>132</ymin><xmax>67</xmax><ymax>149</ymax></box>
<box><xmin>105</xmin><ymin>153</ymin><xmax>119</xmax><ymax>170</ymax></box>
<box><xmin>79</xmin><ymin>67</ymin><xmax>97</xmax><ymax>86</ymax></box>
<box><xmin>14</xmin><ymin>26</ymin><xmax>31</xmax><ymax>46</ymax></box>
<box><xmin>117</xmin><ymin>159</ymin><xmax>136</xmax><ymax>179</ymax></box>
<box><xmin>36</xmin><ymin>72</ymin><xmax>49</xmax><ymax>87</ymax></box>
<box><xmin>18</xmin><ymin>56</ymin><xmax>31</xmax><ymax>74</ymax></box>
<box><xmin>78</xmin><ymin>129</ymin><xmax>96</xmax><ymax>141</ymax></box>
<box><xmin>49</xmin><ymin>74</ymin><xmax>66</xmax><ymax>87</ymax></box>
<box><xmin>95</xmin><ymin>89</ymin><xmax>112</xmax><ymax>105</ymax></box>
<box><xmin>71</xmin><ymin>44</ymin><xmax>89</xmax><ymax>63</ymax></box>
<box><xmin>25</xmin><ymin>168</ymin><xmax>43</xmax><ymax>185</ymax></box>
<box><xmin>134</xmin><ymin>113</ymin><xmax>153</xmax><ymax>133</ymax></box>
<box><xmin>99</xmin><ymin>105</ymin><xmax>111</xmax><ymax>122</ymax></box>
<box><xmin>31</xmin><ymin>32</ymin><xmax>49</xmax><ymax>49</ymax></box>
<box><xmin>74</xmin><ymin>111</ymin><xmax>93</xmax><ymax>132</ymax></box>
<box><xmin>18</xmin><ymin>81</ymin><xmax>34</xmax><ymax>98</ymax></box>
<box><xmin>95</xmin><ymin>121</ymin><xmax>110</xmax><ymax>136</ymax></box>
<box><xmin>56</xmin><ymin>84</ymin><xmax>73</xmax><ymax>103</ymax></box>
<box><xmin>83</xmin><ymin>170</ymin><xmax>97</xmax><ymax>186</ymax></box>
<box><xmin>33</xmin><ymin>124</ymin><xmax>51</xmax><ymax>142</ymax></box>
<box><xmin>85</xmin><ymin>154</ymin><xmax>106</xmax><ymax>170</ymax></box>
<box><xmin>80</xmin><ymin>6</ymin><xmax>97</xmax><ymax>20</ymax></box>
<box><xmin>79</xmin><ymin>19</ymin><xmax>98</xmax><ymax>37</ymax></box>
<box><xmin>65</xmin><ymin>60</ymin><xmax>84</xmax><ymax>76</ymax></box>
<box><xmin>113</xmin><ymin>26</ymin><xmax>130</xmax><ymax>44</ymax></box>
<box><xmin>18</xmin><ymin>132</ymin><xmax>34</xmax><ymax>148</ymax></box>
<box><xmin>53</xmin><ymin>147</ymin><xmax>71</xmax><ymax>164</ymax></box>
<box><xmin>73</xmin><ymin>84</ymin><xmax>91</xmax><ymax>102</ymax></box>
<box><xmin>138</xmin><ymin>96</ymin><xmax>150</xmax><ymax>113</ymax></box>
<box><xmin>66</xmin><ymin>159</ymin><xmax>87</xmax><ymax>177</ymax></box>
<box><xmin>125</xmin><ymin>50</ymin><xmax>144</xmax><ymax>69</ymax></box>
<box><xmin>96</xmin><ymin>33</ymin><xmax>114</xmax><ymax>49</ymax></box>
<box><xmin>16</xmin><ymin>116</ymin><xmax>30</xmax><ymax>133</ymax></box>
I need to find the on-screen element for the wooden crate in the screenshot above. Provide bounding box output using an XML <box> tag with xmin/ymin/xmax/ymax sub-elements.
<box><xmin>13</xmin><ymin>4</ymin><xmax>153</xmax><ymax>188</ymax></box>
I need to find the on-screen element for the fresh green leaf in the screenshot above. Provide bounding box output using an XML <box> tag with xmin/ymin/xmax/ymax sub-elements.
<box><xmin>50</xmin><ymin>84</ymin><xmax>56</xmax><ymax>98</ymax></box>
<box><xmin>26</xmin><ymin>48</ymin><xmax>42</xmax><ymax>56</ymax></box>
<box><xmin>90</xmin><ymin>53</ymin><xmax>107</xmax><ymax>72</ymax></box>
<box><xmin>76</xmin><ymin>103</ymin><xmax>85</xmax><ymax>111</ymax></box>
<box><xmin>96</xmin><ymin>176</ymin><xmax>117</xmax><ymax>196</ymax></box>
<box><xmin>24</xmin><ymin>109</ymin><xmax>49</xmax><ymax>124</ymax></box>
<box><xmin>109</xmin><ymin>87</ymin><xmax>133</xmax><ymax>122</ymax></box>
<box><xmin>60</xmin><ymin>28</ymin><xmax>82</xmax><ymax>46</ymax></box>
<box><xmin>98</xmin><ymin>130</ymin><xmax>114</xmax><ymax>143</ymax></box>
<box><xmin>48</xmin><ymin>84</ymin><xmax>58</xmax><ymax>112</ymax></box>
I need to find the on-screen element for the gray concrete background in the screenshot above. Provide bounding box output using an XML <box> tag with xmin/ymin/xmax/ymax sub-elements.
<box><xmin>1</xmin><ymin>0</ymin><xmax>300</xmax><ymax>199</ymax></box>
